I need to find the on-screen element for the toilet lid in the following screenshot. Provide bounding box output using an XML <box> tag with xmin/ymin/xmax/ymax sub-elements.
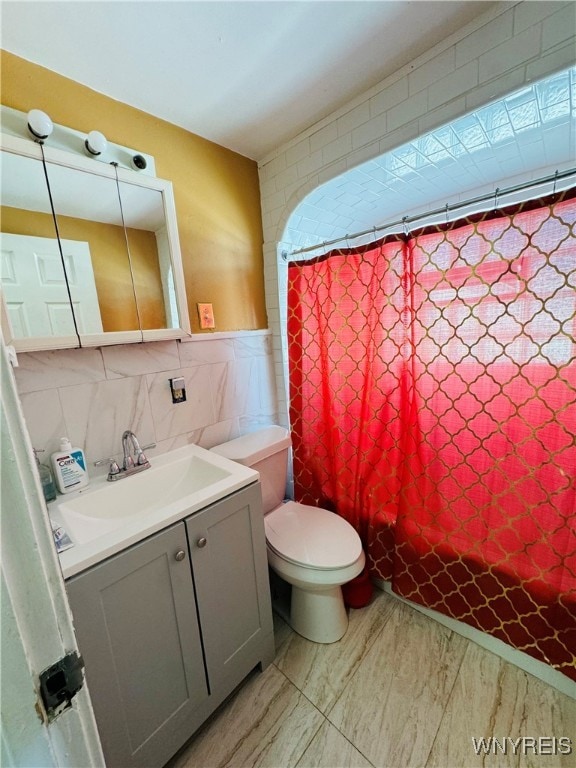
<box><xmin>265</xmin><ymin>501</ymin><xmax>362</xmax><ymax>570</ymax></box>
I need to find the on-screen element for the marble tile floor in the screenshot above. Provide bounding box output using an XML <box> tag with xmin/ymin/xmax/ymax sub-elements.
<box><xmin>168</xmin><ymin>588</ymin><xmax>575</xmax><ymax>768</ymax></box>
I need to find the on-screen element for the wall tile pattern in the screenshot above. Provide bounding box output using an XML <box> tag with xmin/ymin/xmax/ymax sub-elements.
<box><xmin>257</xmin><ymin>0</ymin><xmax>576</xmax><ymax>426</ymax></box>
<box><xmin>15</xmin><ymin>334</ymin><xmax>278</xmax><ymax>477</ymax></box>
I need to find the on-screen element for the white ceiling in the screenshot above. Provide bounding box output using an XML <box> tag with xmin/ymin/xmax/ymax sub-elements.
<box><xmin>1</xmin><ymin>1</ymin><xmax>497</xmax><ymax>160</ymax></box>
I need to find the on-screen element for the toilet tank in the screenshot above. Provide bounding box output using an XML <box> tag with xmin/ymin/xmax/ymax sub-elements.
<box><xmin>210</xmin><ymin>426</ymin><xmax>291</xmax><ymax>514</ymax></box>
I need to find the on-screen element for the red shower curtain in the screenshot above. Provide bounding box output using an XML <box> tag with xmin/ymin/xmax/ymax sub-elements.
<box><xmin>287</xmin><ymin>189</ymin><xmax>576</xmax><ymax>680</ymax></box>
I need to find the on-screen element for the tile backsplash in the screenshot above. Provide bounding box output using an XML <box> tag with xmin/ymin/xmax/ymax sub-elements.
<box><xmin>15</xmin><ymin>332</ymin><xmax>278</xmax><ymax>477</ymax></box>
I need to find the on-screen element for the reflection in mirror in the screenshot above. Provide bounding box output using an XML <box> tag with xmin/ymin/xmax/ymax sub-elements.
<box><xmin>45</xmin><ymin>162</ymin><xmax>140</xmax><ymax>334</ymax></box>
<box><xmin>0</xmin><ymin>150</ymin><xmax>79</xmax><ymax>342</ymax></box>
<box><xmin>117</xmin><ymin>180</ymin><xmax>179</xmax><ymax>330</ymax></box>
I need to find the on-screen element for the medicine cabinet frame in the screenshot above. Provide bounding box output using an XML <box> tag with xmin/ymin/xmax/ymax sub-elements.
<box><xmin>0</xmin><ymin>132</ymin><xmax>191</xmax><ymax>352</ymax></box>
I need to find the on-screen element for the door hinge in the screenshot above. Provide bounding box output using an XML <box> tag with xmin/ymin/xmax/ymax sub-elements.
<box><xmin>39</xmin><ymin>650</ymin><xmax>85</xmax><ymax>721</ymax></box>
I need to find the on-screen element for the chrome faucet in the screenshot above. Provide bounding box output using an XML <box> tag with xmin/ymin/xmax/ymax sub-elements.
<box><xmin>122</xmin><ymin>430</ymin><xmax>146</xmax><ymax>470</ymax></box>
<box><xmin>94</xmin><ymin>430</ymin><xmax>156</xmax><ymax>482</ymax></box>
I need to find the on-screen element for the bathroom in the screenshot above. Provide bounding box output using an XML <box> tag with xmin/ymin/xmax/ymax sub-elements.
<box><xmin>2</xmin><ymin>2</ymin><xmax>575</xmax><ymax>767</ymax></box>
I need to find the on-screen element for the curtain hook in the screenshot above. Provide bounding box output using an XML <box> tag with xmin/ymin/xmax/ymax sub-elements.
<box><xmin>553</xmin><ymin>170</ymin><xmax>558</xmax><ymax>195</ymax></box>
<box><xmin>402</xmin><ymin>216</ymin><xmax>409</xmax><ymax>236</ymax></box>
<box><xmin>445</xmin><ymin>203</ymin><xmax>450</xmax><ymax>224</ymax></box>
<box><xmin>494</xmin><ymin>187</ymin><xmax>500</xmax><ymax>210</ymax></box>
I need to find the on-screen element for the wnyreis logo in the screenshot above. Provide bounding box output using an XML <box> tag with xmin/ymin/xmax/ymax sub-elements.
<box><xmin>472</xmin><ymin>737</ymin><xmax>572</xmax><ymax>756</ymax></box>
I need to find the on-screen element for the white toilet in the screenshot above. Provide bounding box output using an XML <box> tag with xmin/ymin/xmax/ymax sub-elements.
<box><xmin>211</xmin><ymin>426</ymin><xmax>365</xmax><ymax>643</ymax></box>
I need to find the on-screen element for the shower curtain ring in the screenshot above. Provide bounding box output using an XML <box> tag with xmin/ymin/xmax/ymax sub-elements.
<box><xmin>445</xmin><ymin>203</ymin><xmax>450</xmax><ymax>223</ymax></box>
<box><xmin>402</xmin><ymin>216</ymin><xmax>409</xmax><ymax>236</ymax></box>
<box><xmin>494</xmin><ymin>187</ymin><xmax>500</xmax><ymax>210</ymax></box>
<box><xmin>553</xmin><ymin>170</ymin><xmax>558</xmax><ymax>195</ymax></box>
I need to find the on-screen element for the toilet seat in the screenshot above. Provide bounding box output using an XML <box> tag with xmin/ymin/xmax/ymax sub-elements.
<box><xmin>265</xmin><ymin>501</ymin><xmax>362</xmax><ymax>570</ymax></box>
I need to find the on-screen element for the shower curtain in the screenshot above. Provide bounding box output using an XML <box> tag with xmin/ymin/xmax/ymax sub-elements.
<box><xmin>287</xmin><ymin>189</ymin><xmax>575</xmax><ymax>681</ymax></box>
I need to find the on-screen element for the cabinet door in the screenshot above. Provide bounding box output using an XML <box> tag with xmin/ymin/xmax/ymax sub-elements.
<box><xmin>66</xmin><ymin>523</ymin><xmax>208</xmax><ymax>768</ymax></box>
<box><xmin>186</xmin><ymin>483</ymin><xmax>274</xmax><ymax>696</ymax></box>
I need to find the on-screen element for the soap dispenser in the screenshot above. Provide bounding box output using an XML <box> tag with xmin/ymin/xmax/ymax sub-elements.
<box><xmin>34</xmin><ymin>449</ymin><xmax>57</xmax><ymax>503</ymax></box>
<box><xmin>51</xmin><ymin>437</ymin><xmax>89</xmax><ymax>494</ymax></box>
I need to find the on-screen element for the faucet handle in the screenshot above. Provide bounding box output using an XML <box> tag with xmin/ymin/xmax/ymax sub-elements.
<box><xmin>135</xmin><ymin>443</ymin><xmax>156</xmax><ymax>466</ymax></box>
<box><xmin>123</xmin><ymin>455</ymin><xmax>135</xmax><ymax>471</ymax></box>
<box><xmin>93</xmin><ymin>457</ymin><xmax>121</xmax><ymax>475</ymax></box>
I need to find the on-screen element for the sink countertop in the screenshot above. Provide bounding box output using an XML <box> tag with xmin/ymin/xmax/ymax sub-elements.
<box><xmin>49</xmin><ymin>443</ymin><xmax>259</xmax><ymax>579</ymax></box>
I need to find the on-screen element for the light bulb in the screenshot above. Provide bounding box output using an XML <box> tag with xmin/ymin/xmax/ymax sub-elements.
<box><xmin>85</xmin><ymin>130</ymin><xmax>107</xmax><ymax>156</ymax></box>
<box><xmin>27</xmin><ymin>109</ymin><xmax>53</xmax><ymax>140</ymax></box>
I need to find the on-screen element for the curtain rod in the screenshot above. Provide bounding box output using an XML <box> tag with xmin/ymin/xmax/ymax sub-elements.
<box><xmin>286</xmin><ymin>167</ymin><xmax>576</xmax><ymax>259</ymax></box>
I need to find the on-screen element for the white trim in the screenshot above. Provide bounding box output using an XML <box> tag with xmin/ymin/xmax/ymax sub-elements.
<box><xmin>375</xmin><ymin>580</ymin><xmax>575</xmax><ymax>700</ymax></box>
<box><xmin>178</xmin><ymin>328</ymin><xmax>271</xmax><ymax>343</ymax></box>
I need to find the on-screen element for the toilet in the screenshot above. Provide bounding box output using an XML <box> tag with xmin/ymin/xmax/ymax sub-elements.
<box><xmin>211</xmin><ymin>426</ymin><xmax>365</xmax><ymax>643</ymax></box>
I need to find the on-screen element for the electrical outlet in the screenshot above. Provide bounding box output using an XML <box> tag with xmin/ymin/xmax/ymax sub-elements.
<box><xmin>197</xmin><ymin>303</ymin><xmax>215</xmax><ymax>329</ymax></box>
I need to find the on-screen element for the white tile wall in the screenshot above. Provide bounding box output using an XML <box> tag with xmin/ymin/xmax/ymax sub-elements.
<box><xmin>15</xmin><ymin>333</ymin><xmax>279</xmax><ymax>478</ymax></box>
<box><xmin>257</xmin><ymin>0</ymin><xmax>576</xmax><ymax>426</ymax></box>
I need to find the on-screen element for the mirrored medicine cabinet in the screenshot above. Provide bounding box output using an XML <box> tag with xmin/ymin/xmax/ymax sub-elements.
<box><xmin>0</xmin><ymin>133</ymin><xmax>191</xmax><ymax>352</ymax></box>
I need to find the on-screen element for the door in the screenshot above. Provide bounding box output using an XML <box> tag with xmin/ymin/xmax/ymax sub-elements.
<box><xmin>1</xmin><ymin>335</ymin><xmax>104</xmax><ymax>767</ymax></box>
<box><xmin>0</xmin><ymin>233</ymin><xmax>103</xmax><ymax>338</ymax></box>
<box><xmin>186</xmin><ymin>483</ymin><xmax>274</xmax><ymax>697</ymax></box>
<box><xmin>66</xmin><ymin>523</ymin><xmax>209</xmax><ymax>768</ymax></box>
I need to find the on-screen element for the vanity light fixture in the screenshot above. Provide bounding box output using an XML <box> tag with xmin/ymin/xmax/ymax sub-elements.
<box><xmin>131</xmin><ymin>153</ymin><xmax>147</xmax><ymax>171</ymax></box>
<box><xmin>85</xmin><ymin>130</ymin><xmax>108</xmax><ymax>157</ymax></box>
<box><xmin>27</xmin><ymin>109</ymin><xmax>53</xmax><ymax>141</ymax></box>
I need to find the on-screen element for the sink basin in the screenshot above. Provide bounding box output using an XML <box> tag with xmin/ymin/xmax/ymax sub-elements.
<box><xmin>50</xmin><ymin>442</ymin><xmax>259</xmax><ymax>578</ymax></box>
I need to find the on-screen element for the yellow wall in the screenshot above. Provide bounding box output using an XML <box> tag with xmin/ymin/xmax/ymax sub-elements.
<box><xmin>2</xmin><ymin>205</ymin><xmax>165</xmax><ymax>331</ymax></box>
<box><xmin>1</xmin><ymin>50</ymin><xmax>267</xmax><ymax>332</ymax></box>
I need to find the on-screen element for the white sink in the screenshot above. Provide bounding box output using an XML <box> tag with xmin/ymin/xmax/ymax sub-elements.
<box><xmin>50</xmin><ymin>442</ymin><xmax>259</xmax><ymax>578</ymax></box>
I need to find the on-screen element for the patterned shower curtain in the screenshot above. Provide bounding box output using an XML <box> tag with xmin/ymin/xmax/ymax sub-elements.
<box><xmin>287</xmin><ymin>189</ymin><xmax>575</xmax><ymax>681</ymax></box>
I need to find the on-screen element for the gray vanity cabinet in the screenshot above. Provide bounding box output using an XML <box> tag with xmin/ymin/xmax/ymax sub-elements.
<box><xmin>65</xmin><ymin>482</ymin><xmax>275</xmax><ymax>768</ymax></box>
<box><xmin>185</xmin><ymin>480</ymin><xmax>274</xmax><ymax>699</ymax></box>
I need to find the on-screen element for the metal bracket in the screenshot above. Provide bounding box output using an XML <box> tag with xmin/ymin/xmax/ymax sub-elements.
<box><xmin>39</xmin><ymin>650</ymin><xmax>85</xmax><ymax>721</ymax></box>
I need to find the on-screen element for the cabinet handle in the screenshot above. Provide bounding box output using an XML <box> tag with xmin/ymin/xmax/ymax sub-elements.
<box><xmin>174</xmin><ymin>550</ymin><xmax>186</xmax><ymax>561</ymax></box>
<box><xmin>196</xmin><ymin>537</ymin><xmax>207</xmax><ymax>548</ymax></box>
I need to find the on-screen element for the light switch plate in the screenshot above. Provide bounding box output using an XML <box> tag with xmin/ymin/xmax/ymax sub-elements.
<box><xmin>197</xmin><ymin>303</ymin><xmax>215</xmax><ymax>329</ymax></box>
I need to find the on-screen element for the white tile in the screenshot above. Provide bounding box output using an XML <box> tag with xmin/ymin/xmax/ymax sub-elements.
<box><xmin>296</xmin><ymin>720</ymin><xmax>373</xmax><ymax>768</ymax></box>
<box><xmin>20</xmin><ymin>389</ymin><xmax>67</xmax><ymax>458</ymax></box>
<box><xmin>328</xmin><ymin>601</ymin><xmax>467</xmax><ymax>768</ymax></box>
<box><xmin>232</xmin><ymin>334</ymin><xmax>272</xmax><ymax>358</ymax></box>
<box><xmin>542</xmin><ymin>3</ymin><xmax>576</xmax><ymax>50</ymax></box>
<box><xmin>310</xmin><ymin>122</ymin><xmax>339</xmax><ymax>154</ymax></box>
<box><xmin>297</xmin><ymin>149</ymin><xmax>324</xmax><ymax>179</ymax></box>
<box><xmin>147</xmin><ymin>418</ymin><xmax>240</xmax><ymax>457</ymax></box>
<box><xmin>146</xmin><ymin>365</ymin><xmax>215</xmax><ymax>441</ymax></box>
<box><xmin>170</xmin><ymin>665</ymin><xmax>324</xmax><ymax>768</ymax></box>
<box><xmin>387</xmin><ymin>91</ymin><xmax>428</xmax><ymax>133</ymax></box>
<box><xmin>351</xmin><ymin>114</ymin><xmax>387</xmax><ymax>151</ymax></box>
<box><xmin>102</xmin><ymin>341</ymin><xmax>179</xmax><ymax>379</ymax></box>
<box><xmin>513</xmin><ymin>0</ymin><xmax>569</xmax><ymax>34</ymax></box>
<box><xmin>274</xmin><ymin>590</ymin><xmax>397</xmax><ymax>714</ymax></box>
<box><xmin>286</xmin><ymin>138</ymin><xmax>312</xmax><ymax>167</ymax></box>
<box><xmin>455</xmin><ymin>12</ymin><xmax>513</xmax><ymax>68</ymax></box>
<box><xmin>370</xmin><ymin>78</ymin><xmax>408</xmax><ymax>117</ymax></box>
<box><xmin>337</xmin><ymin>102</ymin><xmax>371</xmax><ymax>138</ymax></box>
<box><xmin>60</xmin><ymin>376</ymin><xmax>155</xmax><ymax>464</ymax></box>
<box><xmin>14</xmin><ymin>348</ymin><xmax>105</xmax><ymax>394</ymax></box>
<box><xmin>178</xmin><ymin>338</ymin><xmax>235</xmax><ymax>367</ymax></box>
<box><xmin>478</xmin><ymin>26</ymin><xmax>540</xmax><ymax>83</ymax></box>
<box><xmin>428</xmin><ymin>61</ymin><xmax>479</xmax><ymax>112</ymax></box>
<box><xmin>408</xmin><ymin>48</ymin><xmax>455</xmax><ymax>96</ymax></box>
<box><xmin>210</xmin><ymin>359</ymin><xmax>262</xmax><ymax>422</ymax></box>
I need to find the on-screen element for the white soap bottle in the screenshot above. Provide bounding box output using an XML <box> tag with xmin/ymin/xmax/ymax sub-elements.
<box><xmin>51</xmin><ymin>437</ymin><xmax>89</xmax><ymax>494</ymax></box>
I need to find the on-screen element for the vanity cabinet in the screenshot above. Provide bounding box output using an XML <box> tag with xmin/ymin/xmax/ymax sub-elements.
<box><xmin>65</xmin><ymin>483</ymin><xmax>274</xmax><ymax>768</ymax></box>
